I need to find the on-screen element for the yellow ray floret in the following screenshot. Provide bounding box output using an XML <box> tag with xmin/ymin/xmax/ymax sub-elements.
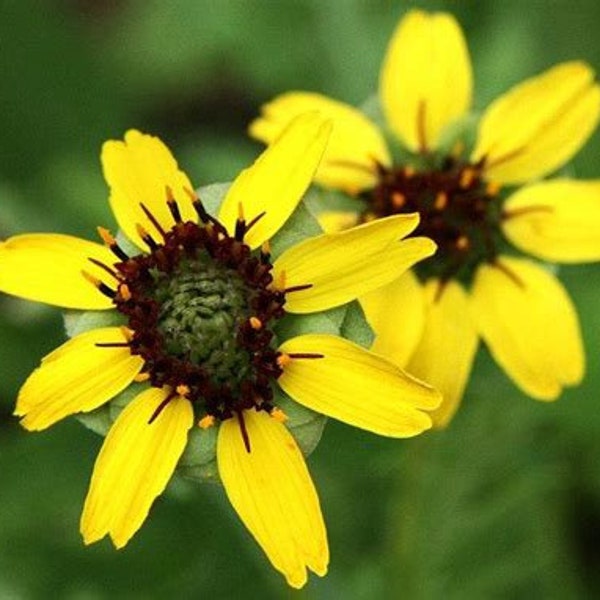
<box><xmin>0</xmin><ymin>234</ymin><xmax>116</xmax><ymax>310</ymax></box>
<box><xmin>15</xmin><ymin>327</ymin><xmax>144</xmax><ymax>430</ymax></box>
<box><xmin>102</xmin><ymin>130</ymin><xmax>197</xmax><ymax>250</ymax></box>
<box><xmin>274</xmin><ymin>214</ymin><xmax>436</xmax><ymax>313</ymax></box>
<box><xmin>217</xmin><ymin>410</ymin><xmax>328</xmax><ymax>589</ymax></box>
<box><xmin>250</xmin><ymin>92</ymin><xmax>391</xmax><ymax>193</ymax></box>
<box><xmin>406</xmin><ymin>279</ymin><xmax>479</xmax><ymax>428</ymax></box>
<box><xmin>471</xmin><ymin>256</ymin><xmax>584</xmax><ymax>400</ymax></box>
<box><xmin>502</xmin><ymin>179</ymin><xmax>600</xmax><ymax>263</ymax></box>
<box><xmin>317</xmin><ymin>210</ymin><xmax>359</xmax><ymax>234</ymax></box>
<box><xmin>277</xmin><ymin>334</ymin><xmax>440</xmax><ymax>437</ymax></box>
<box><xmin>219</xmin><ymin>112</ymin><xmax>332</xmax><ymax>250</ymax></box>
<box><xmin>380</xmin><ymin>9</ymin><xmax>472</xmax><ymax>152</ymax></box>
<box><xmin>360</xmin><ymin>270</ymin><xmax>426</xmax><ymax>368</ymax></box>
<box><xmin>81</xmin><ymin>388</ymin><xmax>193</xmax><ymax>549</ymax></box>
<box><xmin>472</xmin><ymin>61</ymin><xmax>600</xmax><ymax>185</ymax></box>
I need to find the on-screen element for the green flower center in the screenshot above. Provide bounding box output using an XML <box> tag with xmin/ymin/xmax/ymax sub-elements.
<box><xmin>149</xmin><ymin>256</ymin><xmax>254</xmax><ymax>386</ymax></box>
<box><xmin>364</xmin><ymin>155</ymin><xmax>504</xmax><ymax>283</ymax></box>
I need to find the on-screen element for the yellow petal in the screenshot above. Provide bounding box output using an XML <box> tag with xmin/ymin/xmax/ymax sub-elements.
<box><xmin>278</xmin><ymin>334</ymin><xmax>440</xmax><ymax>437</ymax></box>
<box><xmin>219</xmin><ymin>112</ymin><xmax>332</xmax><ymax>249</ymax></box>
<box><xmin>218</xmin><ymin>410</ymin><xmax>328</xmax><ymax>589</ymax></box>
<box><xmin>81</xmin><ymin>388</ymin><xmax>193</xmax><ymax>548</ymax></box>
<box><xmin>380</xmin><ymin>10</ymin><xmax>472</xmax><ymax>152</ymax></box>
<box><xmin>102</xmin><ymin>130</ymin><xmax>197</xmax><ymax>250</ymax></box>
<box><xmin>317</xmin><ymin>210</ymin><xmax>359</xmax><ymax>233</ymax></box>
<box><xmin>274</xmin><ymin>214</ymin><xmax>436</xmax><ymax>313</ymax></box>
<box><xmin>360</xmin><ymin>270</ymin><xmax>425</xmax><ymax>367</ymax></box>
<box><xmin>471</xmin><ymin>257</ymin><xmax>584</xmax><ymax>400</ymax></box>
<box><xmin>406</xmin><ymin>279</ymin><xmax>479</xmax><ymax>428</ymax></box>
<box><xmin>472</xmin><ymin>62</ymin><xmax>600</xmax><ymax>184</ymax></box>
<box><xmin>0</xmin><ymin>234</ymin><xmax>115</xmax><ymax>309</ymax></box>
<box><xmin>249</xmin><ymin>92</ymin><xmax>391</xmax><ymax>193</ymax></box>
<box><xmin>502</xmin><ymin>179</ymin><xmax>600</xmax><ymax>263</ymax></box>
<box><xmin>15</xmin><ymin>327</ymin><xmax>143</xmax><ymax>430</ymax></box>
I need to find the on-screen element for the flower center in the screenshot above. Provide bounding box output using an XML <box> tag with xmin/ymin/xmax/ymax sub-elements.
<box><xmin>150</xmin><ymin>257</ymin><xmax>253</xmax><ymax>382</ymax></box>
<box><xmin>363</xmin><ymin>156</ymin><xmax>503</xmax><ymax>282</ymax></box>
<box><xmin>90</xmin><ymin>193</ymin><xmax>289</xmax><ymax>426</ymax></box>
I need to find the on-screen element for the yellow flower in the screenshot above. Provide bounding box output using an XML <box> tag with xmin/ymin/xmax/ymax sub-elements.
<box><xmin>0</xmin><ymin>114</ymin><xmax>439</xmax><ymax>588</ymax></box>
<box><xmin>250</xmin><ymin>9</ymin><xmax>600</xmax><ymax>427</ymax></box>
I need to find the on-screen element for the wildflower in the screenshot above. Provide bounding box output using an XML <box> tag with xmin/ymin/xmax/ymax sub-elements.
<box><xmin>0</xmin><ymin>114</ymin><xmax>439</xmax><ymax>587</ymax></box>
<box><xmin>250</xmin><ymin>10</ymin><xmax>600</xmax><ymax>426</ymax></box>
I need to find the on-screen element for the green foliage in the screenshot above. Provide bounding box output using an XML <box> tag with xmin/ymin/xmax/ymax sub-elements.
<box><xmin>386</xmin><ymin>356</ymin><xmax>584</xmax><ymax>599</ymax></box>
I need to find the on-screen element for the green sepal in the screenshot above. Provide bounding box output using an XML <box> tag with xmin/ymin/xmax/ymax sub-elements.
<box><xmin>195</xmin><ymin>181</ymin><xmax>230</xmax><ymax>214</ymax></box>
<box><xmin>177</xmin><ymin>426</ymin><xmax>220</xmax><ymax>483</ymax></box>
<box><xmin>63</xmin><ymin>308</ymin><xmax>125</xmax><ymax>338</ymax></box>
<box><xmin>340</xmin><ymin>300</ymin><xmax>374</xmax><ymax>348</ymax></box>
<box><xmin>179</xmin><ymin>387</ymin><xmax>328</xmax><ymax>485</ymax></box>
<box><xmin>303</xmin><ymin>186</ymin><xmax>362</xmax><ymax>224</ymax></box>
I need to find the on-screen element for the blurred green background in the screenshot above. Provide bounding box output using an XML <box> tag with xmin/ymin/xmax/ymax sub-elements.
<box><xmin>1</xmin><ymin>0</ymin><xmax>600</xmax><ymax>597</ymax></box>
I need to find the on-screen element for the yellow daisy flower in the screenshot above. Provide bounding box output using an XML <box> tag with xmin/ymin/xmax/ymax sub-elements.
<box><xmin>0</xmin><ymin>114</ymin><xmax>440</xmax><ymax>588</ymax></box>
<box><xmin>250</xmin><ymin>9</ymin><xmax>600</xmax><ymax>427</ymax></box>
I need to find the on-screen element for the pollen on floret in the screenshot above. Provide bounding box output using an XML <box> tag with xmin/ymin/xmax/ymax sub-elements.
<box><xmin>277</xmin><ymin>353</ymin><xmax>292</xmax><ymax>368</ymax></box>
<box><xmin>249</xmin><ymin>316</ymin><xmax>263</xmax><ymax>330</ymax></box>
<box><xmin>456</xmin><ymin>235</ymin><xmax>470</xmax><ymax>251</ymax></box>
<box><xmin>198</xmin><ymin>415</ymin><xmax>215</xmax><ymax>429</ymax></box>
<box><xmin>391</xmin><ymin>192</ymin><xmax>405</xmax><ymax>208</ymax></box>
<box><xmin>434</xmin><ymin>192</ymin><xmax>448</xmax><ymax>210</ymax></box>
<box><xmin>176</xmin><ymin>384</ymin><xmax>191</xmax><ymax>397</ymax></box>
<box><xmin>134</xmin><ymin>372</ymin><xmax>150</xmax><ymax>383</ymax></box>
<box><xmin>486</xmin><ymin>180</ymin><xmax>501</xmax><ymax>196</ymax></box>
<box><xmin>97</xmin><ymin>226</ymin><xmax>116</xmax><ymax>246</ymax></box>
<box><xmin>118</xmin><ymin>283</ymin><xmax>132</xmax><ymax>301</ymax></box>
<box><xmin>270</xmin><ymin>407</ymin><xmax>288</xmax><ymax>423</ymax></box>
<box><xmin>460</xmin><ymin>167</ymin><xmax>476</xmax><ymax>189</ymax></box>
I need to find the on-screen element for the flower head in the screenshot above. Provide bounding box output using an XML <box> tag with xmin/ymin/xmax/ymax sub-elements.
<box><xmin>0</xmin><ymin>114</ymin><xmax>439</xmax><ymax>587</ymax></box>
<box><xmin>250</xmin><ymin>9</ymin><xmax>600</xmax><ymax>426</ymax></box>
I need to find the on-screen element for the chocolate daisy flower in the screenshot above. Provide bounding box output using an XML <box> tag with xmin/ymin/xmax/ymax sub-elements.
<box><xmin>0</xmin><ymin>113</ymin><xmax>439</xmax><ymax>587</ymax></box>
<box><xmin>250</xmin><ymin>10</ymin><xmax>600</xmax><ymax>426</ymax></box>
